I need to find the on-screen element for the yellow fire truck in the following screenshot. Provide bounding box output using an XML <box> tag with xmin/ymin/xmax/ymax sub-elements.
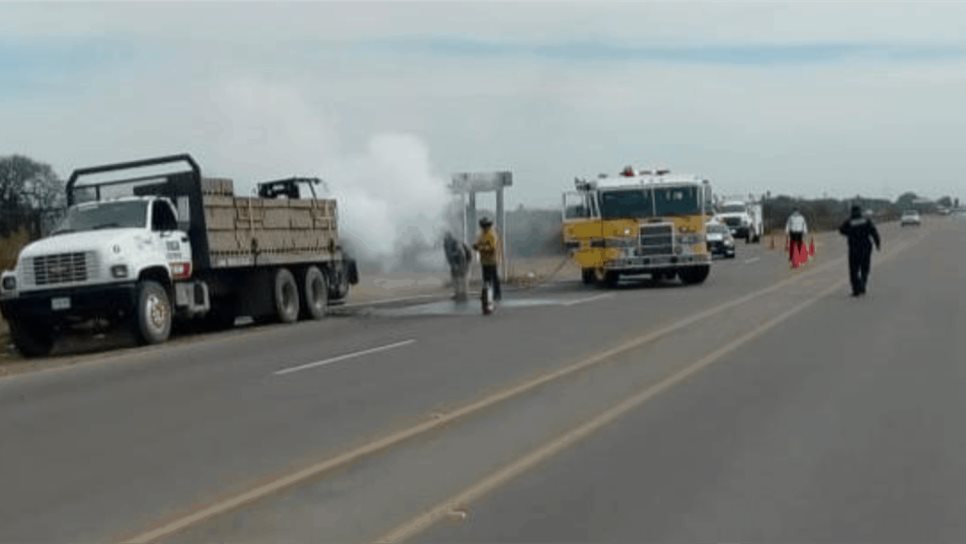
<box><xmin>563</xmin><ymin>166</ymin><xmax>713</xmax><ymax>288</ymax></box>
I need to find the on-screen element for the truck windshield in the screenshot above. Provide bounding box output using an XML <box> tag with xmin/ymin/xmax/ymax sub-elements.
<box><xmin>599</xmin><ymin>190</ymin><xmax>653</xmax><ymax>219</ymax></box>
<box><xmin>719</xmin><ymin>204</ymin><xmax>746</xmax><ymax>213</ymax></box>
<box><xmin>53</xmin><ymin>201</ymin><xmax>148</xmax><ymax>234</ymax></box>
<box><xmin>654</xmin><ymin>186</ymin><xmax>701</xmax><ymax>216</ymax></box>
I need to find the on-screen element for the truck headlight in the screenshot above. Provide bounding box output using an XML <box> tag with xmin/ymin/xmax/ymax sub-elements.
<box><xmin>111</xmin><ymin>265</ymin><xmax>129</xmax><ymax>279</ymax></box>
<box><xmin>1</xmin><ymin>276</ymin><xmax>15</xmax><ymax>291</ymax></box>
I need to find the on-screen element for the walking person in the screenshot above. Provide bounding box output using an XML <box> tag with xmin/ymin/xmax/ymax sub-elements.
<box><xmin>473</xmin><ymin>217</ymin><xmax>502</xmax><ymax>301</ymax></box>
<box><xmin>839</xmin><ymin>205</ymin><xmax>881</xmax><ymax>297</ymax></box>
<box><xmin>785</xmin><ymin>208</ymin><xmax>808</xmax><ymax>262</ymax></box>
<box><xmin>443</xmin><ymin>232</ymin><xmax>472</xmax><ymax>301</ymax></box>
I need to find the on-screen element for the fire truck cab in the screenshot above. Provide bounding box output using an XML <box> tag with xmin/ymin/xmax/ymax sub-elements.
<box><xmin>562</xmin><ymin>166</ymin><xmax>713</xmax><ymax>288</ymax></box>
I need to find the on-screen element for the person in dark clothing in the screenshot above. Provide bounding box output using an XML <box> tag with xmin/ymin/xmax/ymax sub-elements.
<box><xmin>443</xmin><ymin>232</ymin><xmax>472</xmax><ymax>301</ymax></box>
<box><xmin>839</xmin><ymin>205</ymin><xmax>881</xmax><ymax>296</ymax></box>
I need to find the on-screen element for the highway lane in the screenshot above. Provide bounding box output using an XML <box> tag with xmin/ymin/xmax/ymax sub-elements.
<box><xmin>414</xmin><ymin>219</ymin><xmax>965</xmax><ymax>543</ymax></box>
<box><xmin>157</xmin><ymin>224</ymin><xmax>927</xmax><ymax>542</ymax></box>
<box><xmin>0</xmin><ymin>223</ymin><xmax>921</xmax><ymax>542</ymax></box>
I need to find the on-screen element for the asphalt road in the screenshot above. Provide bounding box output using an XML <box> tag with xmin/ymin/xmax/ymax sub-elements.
<box><xmin>0</xmin><ymin>219</ymin><xmax>960</xmax><ymax>543</ymax></box>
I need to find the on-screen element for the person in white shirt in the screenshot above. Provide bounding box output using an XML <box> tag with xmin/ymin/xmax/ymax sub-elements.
<box><xmin>785</xmin><ymin>209</ymin><xmax>808</xmax><ymax>262</ymax></box>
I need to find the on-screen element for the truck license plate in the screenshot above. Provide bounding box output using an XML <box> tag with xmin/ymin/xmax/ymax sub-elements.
<box><xmin>51</xmin><ymin>297</ymin><xmax>71</xmax><ymax>311</ymax></box>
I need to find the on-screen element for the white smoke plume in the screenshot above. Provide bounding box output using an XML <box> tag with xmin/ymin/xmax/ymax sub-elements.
<box><xmin>203</xmin><ymin>78</ymin><xmax>452</xmax><ymax>272</ymax></box>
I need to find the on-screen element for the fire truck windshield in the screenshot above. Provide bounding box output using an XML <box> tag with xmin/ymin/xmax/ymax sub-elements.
<box><xmin>599</xmin><ymin>189</ymin><xmax>653</xmax><ymax>219</ymax></box>
<box><xmin>653</xmin><ymin>186</ymin><xmax>701</xmax><ymax>216</ymax></box>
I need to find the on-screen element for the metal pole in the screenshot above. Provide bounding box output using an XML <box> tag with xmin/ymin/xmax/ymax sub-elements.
<box><xmin>467</xmin><ymin>191</ymin><xmax>477</xmax><ymax>246</ymax></box>
<box><xmin>496</xmin><ymin>187</ymin><xmax>506</xmax><ymax>281</ymax></box>
<box><xmin>460</xmin><ymin>193</ymin><xmax>470</xmax><ymax>244</ymax></box>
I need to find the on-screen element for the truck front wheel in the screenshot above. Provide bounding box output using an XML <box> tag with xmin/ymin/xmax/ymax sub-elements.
<box><xmin>300</xmin><ymin>266</ymin><xmax>328</xmax><ymax>320</ymax></box>
<box><xmin>679</xmin><ymin>266</ymin><xmax>711</xmax><ymax>285</ymax></box>
<box><xmin>273</xmin><ymin>268</ymin><xmax>301</xmax><ymax>323</ymax></box>
<box><xmin>9</xmin><ymin>320</ymin><xmax>55</xmax><ymax>358</ymax></box>
<box><xmin>133</xmin><ymin>280</ymin><xmax>172</xmax><ymax>345</ymax></box>
<box><xmin>594</xmin><ymin>268</ymin><xmax>620</xmax><ymax>289</ymax></box>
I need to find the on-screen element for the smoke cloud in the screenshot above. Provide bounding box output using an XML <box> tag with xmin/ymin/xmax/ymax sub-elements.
<box><xmin>204</xmin><ymin>78</ymin><xmax>452</xmax><ymax>272</ymax></box>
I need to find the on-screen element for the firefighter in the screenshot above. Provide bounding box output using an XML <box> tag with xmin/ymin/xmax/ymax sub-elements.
<box><xmin>785</xmin><ymin>208</ymin><xmax>808</xmax><ymax>262</ymax></box>
<box><xmin>839</xmin><ymin>205</ymin><xmax>881</xmax><ymax>297</ymax></box>
<box><xmin>443</xmin><ymin>232</ymin><xmax>472</xmax><ymax>301</ymax></box>
<box><xmin>473</xmin><ymin>217</ymin><xmax>501</xmax><ymax>301</ymax></box>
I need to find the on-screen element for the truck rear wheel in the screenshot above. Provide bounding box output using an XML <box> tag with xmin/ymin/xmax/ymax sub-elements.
<box><xmin>272</xmin><ymin>268</ymin><xmax>300</xmax><ymax>323</ymax></box>
<box><xmin>133</xmin><ymin>280</ymin><xmax>172</xmax><ymax>345</ymax></box>
<box><xmin>300</xmin><ymin>266</ymin><xmax>328</xmax><ymax>320</ymax></box>
<box><xmin>328</xmin><ymin>262</ymin><xmax>350</xmax><ymax>302</ymax></box>
<box><xmin>679</xmin><ymin>265</ymin><xmax>711</xmax><ymax>285</ymax></box>
<box><xmin>9</xmin><ymin>320</ymin><xmax>55</xmax><ymax>358</ymax></box>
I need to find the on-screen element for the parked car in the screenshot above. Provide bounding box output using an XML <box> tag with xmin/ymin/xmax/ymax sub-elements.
<box><xmin>900</xmin><ymin>209</ymin><xmax>922</xmax><ymax>227</ymax></box>
<box><xmin>706</xmin><ymin>222</ymin><xmax>736</xmax><ymax>259</ymax></box>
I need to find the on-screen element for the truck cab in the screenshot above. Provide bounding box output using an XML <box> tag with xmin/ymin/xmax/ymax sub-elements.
<box><xmin>715</xmin><ymin>199</ymin><xmax>763</xmax><ymax>243</ymax></box>
<box><xmin>0</xmin><ymin>195</ymin><xmax>195</xmax><ymax>356</ymax></box>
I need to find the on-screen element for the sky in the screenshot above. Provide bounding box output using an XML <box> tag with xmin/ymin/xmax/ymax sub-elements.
<box><xmin>1</xmin><ymin>1</ymin><xmax>965</xmax><ymax>213</ymax></box>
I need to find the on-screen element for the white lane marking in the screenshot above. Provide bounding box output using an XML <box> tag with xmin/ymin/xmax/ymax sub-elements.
<box><xmin>273</xmin><ymin>340</ymin><xmax>416</xmax><ymax>376</ymax></box>
<box><xmin>744</xmin><ymin>257</ymin><xmax>761</xmax><ymax>264</ymax></box>
<box><xmin>561</xmin><ymin>293</ymin><xmax>614</xmax><ymax>306</ymax></box>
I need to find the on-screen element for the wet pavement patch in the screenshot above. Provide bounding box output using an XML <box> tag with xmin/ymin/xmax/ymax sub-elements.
<box><xmin>371</xmin><ymin>298</ymin><xmax>571</xmax><ymax>317</ymax></box>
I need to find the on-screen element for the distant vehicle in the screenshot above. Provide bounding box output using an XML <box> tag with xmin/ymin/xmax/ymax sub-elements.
<box><xmin>562</xmin><ymin>166</ymin><xmax>713</xmax><ymax>287</ymax></box>
<box><xmin>900</xmin><ymin>209</ymin><xmax>922</xmax><ymax>227</ymax></box>
<box><xmin>715</xmin><ymin>198</ymin><xmax>763</xmax><ymax>243</ymax></box>
<box><xmin>706</xmin><ymin>222</ymin><xmax>736</xmax><ymax>259</ymax></box>
<box><xmin>0</xmin><ymin>154</ymin><xmax>358</xmax><ymax>357</ymax></box>
<box><xmin>937</xmin><ymin>207</ymin><xmax>951</xmax><ymax>216</ymax></box>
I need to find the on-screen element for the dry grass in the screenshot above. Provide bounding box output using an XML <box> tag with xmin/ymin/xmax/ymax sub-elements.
<box><xmin>0</xmin><ymin>231</ymin><xmax>28</xmax><ymax>358</ymax></box>
<box><xmin>505</xmin><ymin>256</ymin><xmax>578</xmax><ymax>287</ymax></box>
<box><xmin>0</xmin><ymin>229</ymin><xmax>30</xmax><ymax>271</ymax></box>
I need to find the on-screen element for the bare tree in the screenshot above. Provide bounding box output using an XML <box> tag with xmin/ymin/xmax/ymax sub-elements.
<box><xmin>0</xmin><ymin>155</ymin><xmax>64</xmax><ymax>237</ymax></box>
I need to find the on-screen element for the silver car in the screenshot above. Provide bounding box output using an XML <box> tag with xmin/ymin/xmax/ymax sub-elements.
<box><xmin>900</xmin><ymin>209</ymin><xmax>922</xmax><ymax>227</ymax></box>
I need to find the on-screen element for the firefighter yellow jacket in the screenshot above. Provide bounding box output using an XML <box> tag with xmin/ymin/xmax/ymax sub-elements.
<box><xmin>474</xmin><ymin>228</ymin><xmax>500</xmax><ymax>266</ymax></box>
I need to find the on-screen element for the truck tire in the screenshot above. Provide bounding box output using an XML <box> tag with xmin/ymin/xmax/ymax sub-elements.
<box><xmin>581</xmin><ymin>268</ymin><xmax>595</xmax><ymax>286</ymax></box>
<box><xmin>594</xmin><ymin>268</ymin><xmax>620</xmax><ymax>289</ymax></box>
<box><xmin>9</xmin><ymin>320</ymin><xmax>54</xmax><ymax>358</ymax></box>
<box><xmin>328</xmin><ymin>262</ymin><xmax>350</xmax><ymax>302</ymax></box>
<box><xmin>679</xmin><ymin>265</ymin><xmax>711</xmax><ymax>285</ymax></box>
<box><xmin>272</xmin><ymin>268</ymin><xmax>300</xmax><ymax>324</ymax></box>
<box><xmin>300</xmin><ymin>266</ymin><xmax>328</xmax><ymax>320</ymax></box>
<box><xmin>132</xmin><ymin>280</ymin><xmax>172</xmax><ymax>345</ymax></box>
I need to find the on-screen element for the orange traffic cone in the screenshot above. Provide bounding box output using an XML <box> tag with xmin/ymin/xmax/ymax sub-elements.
<box><xmin>791</xmin><ymin>244</ymin><xmax>800</xmax><ymax>269</ymax></box>
<box><xmin>809</xmin><ymin>237</ymin><xmax>816</xmax><ymax>257</ymax></box>
<box><xmin>800</xmin><ymin>242</ymin><xmax>809</xmax><ymax>265</ymax></box>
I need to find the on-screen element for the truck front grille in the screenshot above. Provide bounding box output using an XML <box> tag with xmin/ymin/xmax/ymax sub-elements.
<box><xmin>29</xmin><ymin>252</ymin><xmax>94</xmax><ymax>286</ymax></box>
<box><xmin>723</xmin><ymin>217</ymin><xmax>741</xmax><ymax>227</ymax></box>
<box><xmin>639</xmin><ymin>224</ymin><xmax>674</xmax><ymax>256</ymax></box>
